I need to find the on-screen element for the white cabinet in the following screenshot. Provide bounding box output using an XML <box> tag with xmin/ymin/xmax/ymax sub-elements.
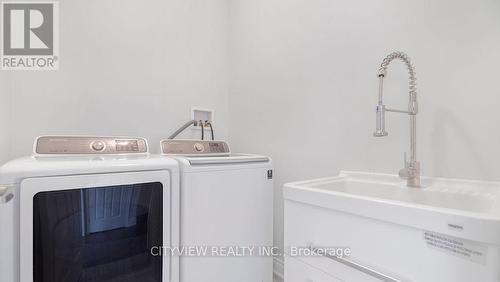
<box><xmin>285</xmin><ymin>254</ymin><xmax>388</xmax><ymax>282</ymax></box>
<box><xmin>284</xmin><ymin>200</ymin><xmax>408</xmax><ymax>282</ymax></box>
<box><xmin>285</xmin><ymin>257</ymin><xmax>342</xmax><ymax>282</ymax></box>
<box><xmin>283</xmin><ymin>196</ymin><xmax>499</xmax><ymax>282</ymax></box>
<box><xmin>283</xmin><ymin>172</ymin><xmax>500</xmax><ymax>282</ymax></box>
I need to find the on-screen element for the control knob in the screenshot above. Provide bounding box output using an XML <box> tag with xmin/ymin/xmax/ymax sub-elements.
<box><xmin>194</xmin><ymin>143</ymin><xmax>204</xmax><ymax>152</ymax></box>
<box><xmin>91</xmin><ymin>141</ymin><xmax>105</xmax><ymax>151</ymax></box>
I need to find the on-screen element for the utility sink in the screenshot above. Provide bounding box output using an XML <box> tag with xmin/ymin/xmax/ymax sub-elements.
<box><xmin>284</xmin><ymin>171</ymin><xmax>500</xmax><ymax>282</ymax></box>
<box><xmin>284</xmin><ymin>171</ymin><xmax>500</xmax><ymax>244</ymax></box>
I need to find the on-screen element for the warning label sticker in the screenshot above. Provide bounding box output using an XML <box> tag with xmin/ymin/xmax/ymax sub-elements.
<box><xmin>424</xmin><ymin>231</ymin><xmax>487</xmax><ymax>265</ymax></box>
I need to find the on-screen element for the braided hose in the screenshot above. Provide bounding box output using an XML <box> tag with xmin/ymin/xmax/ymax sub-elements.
<box><xmin>377</xmin><ymin>51</ymin><xmax>418</xmax><ymax>114</ymax></box>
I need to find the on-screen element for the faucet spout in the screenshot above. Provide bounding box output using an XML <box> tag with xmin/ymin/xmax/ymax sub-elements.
<box><xmin>374</xmin><ymin>51</ymin><xmax>421</xmax><ymax>188</ymax></box>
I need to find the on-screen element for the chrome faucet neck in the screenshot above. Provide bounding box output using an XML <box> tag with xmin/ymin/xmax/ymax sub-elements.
<box><xmin>374</xmin><ymin>51</ymin><xmax>421</xmax><ymax>188</ymax></box>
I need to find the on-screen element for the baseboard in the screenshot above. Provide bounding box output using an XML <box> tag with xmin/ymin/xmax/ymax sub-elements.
<box><xmin>273</xmin><ymin>256</ymin><xmax>284</xmax><ymax>281</ymax></box>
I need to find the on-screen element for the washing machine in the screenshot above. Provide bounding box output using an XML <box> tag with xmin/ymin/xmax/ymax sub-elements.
<box><xmin>160</xmin><ymin>139</ymin><xmax>274</xmax><ymax>282</ymax></box>
<box><xmin>0</xmin><ymin>136</ymin><xmax>180</xmax><ymax>282</ymax></box>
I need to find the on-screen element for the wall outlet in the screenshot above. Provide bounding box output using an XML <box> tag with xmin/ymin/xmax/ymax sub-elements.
<box><xmin>191</xmin><ymin>107</ymin><xmax>214</xmax><ymax>129</ymax></box>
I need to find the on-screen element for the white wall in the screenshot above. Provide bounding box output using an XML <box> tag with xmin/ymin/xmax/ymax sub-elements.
<box><xmin>0</xmin><ymin>0</ymin><xmax>229</xmax><ymax>162</ymax></box>
<box><xmin>0</xmin><ymin>73</ymin><xmax>11</xmax><ymax>164</ymax></box>
<box><xmin>228</xmin><ymin>0</ymin><xmax>500</xmax><ymax>261</ymax></box>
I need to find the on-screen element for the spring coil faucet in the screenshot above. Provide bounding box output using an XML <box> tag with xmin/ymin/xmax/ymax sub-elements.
<box><xmin>374</xmin><ymin>51</ymin><xmax>420</xmax><ymax>187</ymax></box>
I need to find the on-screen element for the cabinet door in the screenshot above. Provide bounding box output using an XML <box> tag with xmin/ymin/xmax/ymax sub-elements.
<box><xmin>285</xmin><ymin>257</ymin><xmax>342</xmax><ymax>282</ymax></box>
<box><xmin>287</xmin><ymin>255</ymin><xmax>402</xmax><ymax>282</ymax></box>
<box><xmin>303</xmin><ymin>256</ymin><xmax>390</xmax><ymax>282</ymax></box>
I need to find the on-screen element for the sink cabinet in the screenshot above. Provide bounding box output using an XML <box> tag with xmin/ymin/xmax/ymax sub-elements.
<box><xmin>285</xmin><ymin>257</ymin><xmax>343</xmax><ymax>282</ymax></box>
<box><xmin>284</xmin><ymin>171</ymin><xmax>500</xmax><ymax>282</ymax></box>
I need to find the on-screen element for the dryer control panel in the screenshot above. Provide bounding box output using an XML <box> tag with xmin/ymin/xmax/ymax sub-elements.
<box><xmin>35</xmin><ymin>136</ymin><xmax>148</xmax><ymax>154</ymax></box>
<box><xmin>161</xmin><ymin>140</ymin><xmax>230</xmax><ymax>156</ymax></box>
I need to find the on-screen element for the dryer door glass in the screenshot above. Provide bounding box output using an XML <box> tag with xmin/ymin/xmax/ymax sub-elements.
<box><xmin>33</xmin><ymin>183</ymin><xmax>163</xmax><ymax>282</ymax></box>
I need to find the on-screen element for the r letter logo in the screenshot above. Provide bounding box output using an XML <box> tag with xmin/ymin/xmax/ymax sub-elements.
<box><xmin>1</xmin><ymin>2</ymin><xmax>59</xmax><ymax>70</ymax></box>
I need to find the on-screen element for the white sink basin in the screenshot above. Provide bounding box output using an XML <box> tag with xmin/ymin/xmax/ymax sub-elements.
<box><xmin>284</xmin><ymin>171</ymin><xmax>500</xmax><ymax>244</ymax></box>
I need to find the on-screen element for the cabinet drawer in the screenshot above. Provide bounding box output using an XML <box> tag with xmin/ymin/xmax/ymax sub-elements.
<box><xmin>285</xmin><ymin>257</ymin><xmax>342</xmax><ymax>282</ymax></box>
<box><xmin>297</xmin><ymin>253</ymin><xmax>401</xmax><ymax>282</ymax></box>
<box><xmin>285</xmin><ymin>200</ymin><xmax>412</xmax><ymax>281</ymax></box>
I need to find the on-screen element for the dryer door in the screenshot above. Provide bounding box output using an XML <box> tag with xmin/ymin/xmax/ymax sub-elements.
<box><xmin>19</xmin><ymin>170</ymin><xmax>177</xmax><ymax>282</ymax></box>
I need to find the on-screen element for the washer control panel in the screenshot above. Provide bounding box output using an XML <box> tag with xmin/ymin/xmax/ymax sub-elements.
<box><xmin>161</xmin><ymin>140</ymin><xmax>230</xmax><ymax>156</ymax></box>
<box><xmin>35</xmin><ymin>136</ymin><xmax>148</xmax><ymax>154</ymax></box>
